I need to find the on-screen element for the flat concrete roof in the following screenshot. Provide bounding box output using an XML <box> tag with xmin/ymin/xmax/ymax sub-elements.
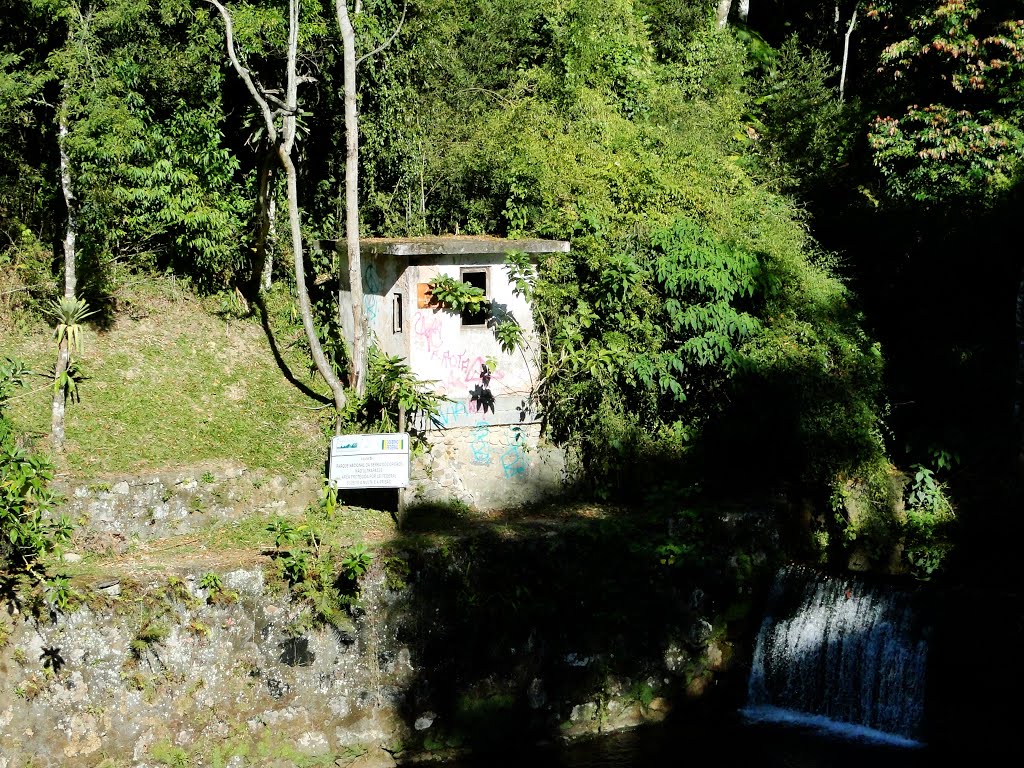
<box><xmin>323</xmin><ymin>236</ymin><xmax>570</xmax><ymax>257</ymax></box>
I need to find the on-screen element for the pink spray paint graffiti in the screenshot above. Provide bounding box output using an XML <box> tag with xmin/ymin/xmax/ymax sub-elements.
<box><xmin>414</xmin><ymin>312</ymin><xmax>444</xmax><ymax>354</ymax></box>
<box><xmin>431</xmin><ymin>348</ymin><xmax>507</xmax><ymax>395</ymax></box>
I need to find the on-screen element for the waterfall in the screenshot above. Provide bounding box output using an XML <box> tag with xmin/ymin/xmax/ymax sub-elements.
<box><xmin>742</xmin><ymin>564</ymin><xmax>928</xmax><ymax>746</ymax></box>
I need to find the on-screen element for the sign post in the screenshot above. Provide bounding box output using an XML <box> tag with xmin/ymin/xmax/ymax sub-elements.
<box><xmin>329</xmin><ymin>433</ymin><xmax>410</xmax><ymax>489</ymax></box>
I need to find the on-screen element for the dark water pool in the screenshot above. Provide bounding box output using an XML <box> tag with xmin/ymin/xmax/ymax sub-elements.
<box><xmin>439</xmin><ymin>709</ymin><xmax>1003</xmax><ymax>768</ymax></box>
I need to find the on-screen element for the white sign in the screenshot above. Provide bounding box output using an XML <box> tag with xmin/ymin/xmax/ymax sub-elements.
<box><xmin>329</xmin><ymin>433</ymin><xmax>410</xmax><ymax>489</ymax></box>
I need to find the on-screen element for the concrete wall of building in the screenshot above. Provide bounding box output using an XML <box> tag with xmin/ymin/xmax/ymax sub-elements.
<box><xmin>406</xmin><ymin>422</ymin><xmax>568</xmax><ymax>512</ymax></box>
<box><xmin>328</xmin><ymin>237</ymin><xmax>570</xmax><ymax>512</ymax></box>
<box><xmin>329</xmin><ymin>249</ymin><xmax>408</xmax><ymax>361</ymax></box>
<box><xmin>406</xmin><ymin>255</ymin><xmax>537</xmax><ymax>428</ymax></box>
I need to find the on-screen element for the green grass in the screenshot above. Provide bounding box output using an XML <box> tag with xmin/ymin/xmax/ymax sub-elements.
<box><xmin>46</xmin><ymin>499</ymin><xmax>401</xmax><ymax>585</ymax></box>
<box><xmin>3</xmin><ymin>279</ymin><xmax>331</xmax><ymax>478</ymax></box>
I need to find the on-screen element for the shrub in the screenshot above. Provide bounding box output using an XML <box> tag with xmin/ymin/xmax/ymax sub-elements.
<box><xmin>1</xmin><ymin>358</ymin><xmax>73</xmax><ymax>581</ymax></box>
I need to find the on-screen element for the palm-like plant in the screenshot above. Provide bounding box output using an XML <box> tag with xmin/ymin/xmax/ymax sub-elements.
<box><xmin>47</xmin><ymin>296</ymin><xmax>96</xmax><ymax>355</ymax></box>
<box><xmin>48</xmin><ymin>295</ymin><xmax>96</xmax><ymax>451</ymax></box>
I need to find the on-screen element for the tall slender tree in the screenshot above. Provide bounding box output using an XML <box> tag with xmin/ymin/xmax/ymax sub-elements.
<box><xmin>204</xmin><ymin>0</ymin><xmax>349</xmax><ymax>425</ymax></box>
<box><xmin>50</xmin><ymin>100</ymin><xmax>79</xmax><ymax>452</ymax></box>
<box><xmin>334</xmin><ymin>0</ymin><xmax>404</xmax><ymax>398</ymax></box>
<box><xmin>48</xmin><ymin>1</ymin><xmax>95</xmax><ymax>452</ymax></box>
<box><xmin>336</xmin><ymin>0</ymin><xmax>366</xmax><ymax>398</ymax></box>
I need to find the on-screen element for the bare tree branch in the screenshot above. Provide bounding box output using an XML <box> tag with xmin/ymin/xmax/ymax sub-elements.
<box><xmin>840</xmin><ymin>8</ymin><xmax>858</xmax><ymax>102</ymax></box>
<box><xmin>356</xmin><ymin>0</ymin><xmax>408</xmax><ymax>67</ymax></box>
<box><xmin>203</xmin><ymin>0</ymin><xmax>277</xmax><ymax>145</ymax></box>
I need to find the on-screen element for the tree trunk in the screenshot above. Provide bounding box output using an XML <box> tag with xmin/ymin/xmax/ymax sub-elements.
<box><xmin>279</xmin><ymin>146</ymin><xmax>347</xmax><ymax>420</ymax></box>
<box><xmin>737</xmin><ymin>1</ymin><xmax>750</xmax><ymax>23</ymax></box>
<box><xmin>52</xmin><ymin>109</ymin><xmax>77</xmax><ymax>452</ymax></box>
<box><xmin>281</xmin><ymin>0</ymin><xmax>347</xmax><ymax>422</ymax></box>
<box><xmin>282</xmin><ymin>0</ymin><xmax>299</xmax><ymax>155</ymax></box>
<box><xmin>207</xmin><ymin>0</ymin><xmax>349</xmax><ymax>426</ymax></box>
<box><xmin>337</xmin><ymin>1</ymin><xmax>366</xmax><ymax>397</ymax></box>
<box><xmin>716</xmin><ymin>0</ymin><xmax>733</xmax><ymax>29</ymax></box>
<box><xmin>840</xmin><ymin>9</ymin><xmax>857</xmax><ymax>102</ymax></box>
<box><xmin>263</xmin><ymin>189</ymin><xmax>276</xmax><ymax>290</ymax></box>
<box><xmin>50</xmin><ymin>338</ymin><xmax>69</xmax><ymax>451</ymax></box>
<box><xmin>254</xmin><ymin>154</ymin><xmax>276</xmax><ymax>292</ymax></box>
<box><xmin>58</xmin><ymin>113</ymin><xmax>76</xmax><ymax>300</ymax></box>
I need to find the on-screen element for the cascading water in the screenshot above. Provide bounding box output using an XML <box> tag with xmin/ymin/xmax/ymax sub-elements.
<box><xmin>742</xmin><ymin>564</ymin><xmax>928</xmax><ymax>747</ymax></box>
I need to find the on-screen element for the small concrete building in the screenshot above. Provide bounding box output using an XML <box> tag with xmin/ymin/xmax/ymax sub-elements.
<box><xmin>326</xmin><ymin>236</ymin><xmax>571</xmax><ymax>511</ymax></box>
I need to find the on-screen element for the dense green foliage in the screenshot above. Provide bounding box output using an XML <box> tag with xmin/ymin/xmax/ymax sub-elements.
<box><xmin>866</xmin><ymin>1</ymin><xmax>1024</xmax><ymax>204</ymax></box>
<box><xmin>1</xmin><ymin>358</ymin><xmax>72</xmax><ymax>581</ymax></box>
<box><xmin>4</xmin><ymin>0</ymin><xmax>1024</xmax><ymax>578</ymax></box>
<box><xmin>350</xmin><ymin>1</ymin><xmax>886</xmax><ymax>500</ymax></box>
<box><xmin>3</xmin><ymin>0</ymin><xmax>262</xmax><ymax>301</ymax></box>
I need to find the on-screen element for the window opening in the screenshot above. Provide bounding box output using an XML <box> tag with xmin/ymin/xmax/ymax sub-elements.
<box><xmin>393</xmin><ymin>293</ymin><xmax>403</xmax><ymax>333</ymax></box>
<box><xmin>460</xmin><ymin>268</ymin><xmax>489</xmax><ymax>326</ymax></box>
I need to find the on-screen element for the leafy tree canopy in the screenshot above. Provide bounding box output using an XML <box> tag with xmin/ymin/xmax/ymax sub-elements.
<box><xmin>866</xmin><ymin>0</ymin><xmax>1024</xmax><ymax>205</ymax></box>
<box><xmin>0</xmin><ymin>0</ymin><xmax>893</xmax><ymax>505</ymax></box>
<box><xmin>338</xmin><ymin>1</ymin><xmax>889</xmax><ymax>497</ymax></box>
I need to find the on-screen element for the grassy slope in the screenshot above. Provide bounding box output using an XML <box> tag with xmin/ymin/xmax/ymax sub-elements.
<box><xmin>1</xmin><ymin>276</ymin><xmax>619</xmax><ymax>582</ymax></box>
<box><xmin>3</xmin><ymin>279</ymin><xmax>330</xmax><ymax>479</ymax></box>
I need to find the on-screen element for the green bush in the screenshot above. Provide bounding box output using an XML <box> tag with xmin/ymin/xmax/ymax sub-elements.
<box><xmin>901</xmin><ymin>463</ymin><xmax>957</xmax><ymax>579</ymax></box>
<box><xmin>349</xmin><ymin>344</ymin><xmax>453</xmax><ymax>444</ymax></box>
<box><xmin>1</xmin><ymin>358</ymin><xmax>73</xmax><ymax>581</ymax></box>
<box><xmin>265</xmin><ymin>495</ymin><xmax>375</xmax><ymax>635</ymax></box>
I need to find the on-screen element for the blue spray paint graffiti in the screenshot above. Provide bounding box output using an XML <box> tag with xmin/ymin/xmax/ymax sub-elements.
<box><xmin>363</xmin><ymin>263</ymin><xmax>381</xmax><ymax>322</ymax></box>
<box><xmin>435</xmin><ymin>400</ymin><xmax>469</xmax><ymax>427</ymax></box>
<box><xmin>500</xmin><ymin>426</ymin><xmax>527</xmax><ymax>479</ymax></box>
<box><xmin>470</xmin><ymin>421</ymin><xmax>492</xmax><ymax>466</ymax></box>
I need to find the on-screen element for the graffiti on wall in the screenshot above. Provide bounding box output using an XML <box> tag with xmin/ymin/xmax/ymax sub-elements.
<box><xmin>363</xmin><ymin>263</ymin><xmax>381</xmax><ymax>323</ymax></box>
<box><xmin>435</xmin><ymin>400</ymin><xmax>470</xmax><ymax>427</ymax></box>
<box><xmin>470</xmin><ymin>421</ymin><xmax>492</xmax><ymax>466</ymax></box>
<box><xmin>431</xmin><ymin>348</ymin><xmax>507</xmax><ymax>398</ymax></box>
<box><xmin>414</xmin><ymin>312</ymin><xmax>444</xmax><ymax>353</ymax></box>
<box><xmin>500</xmin><ymin>426</ymin><xmax>527</xmax><ymax>479</ymax></box>
<box><xmin>460</xmin><ymin>421</ymin><xmax>528</xmax><ymax>478</ymax></box>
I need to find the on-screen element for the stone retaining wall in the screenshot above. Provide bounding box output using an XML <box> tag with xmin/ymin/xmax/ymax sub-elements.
<box><xmin>52</xmin><ymin>466</ymin><xmax>322</xmax><ymax>543</ymax></box>
<box><xmin>0</xmin><ymin>556</ymin><xmax>734</xmax><ymax>768</ymax></box>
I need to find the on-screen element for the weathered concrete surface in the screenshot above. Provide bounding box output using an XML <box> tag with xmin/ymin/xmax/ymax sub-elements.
<box><xmin>407</xmin><ymin>423</ymin><xmax>568</xmax><ymax>512</ymax></box>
